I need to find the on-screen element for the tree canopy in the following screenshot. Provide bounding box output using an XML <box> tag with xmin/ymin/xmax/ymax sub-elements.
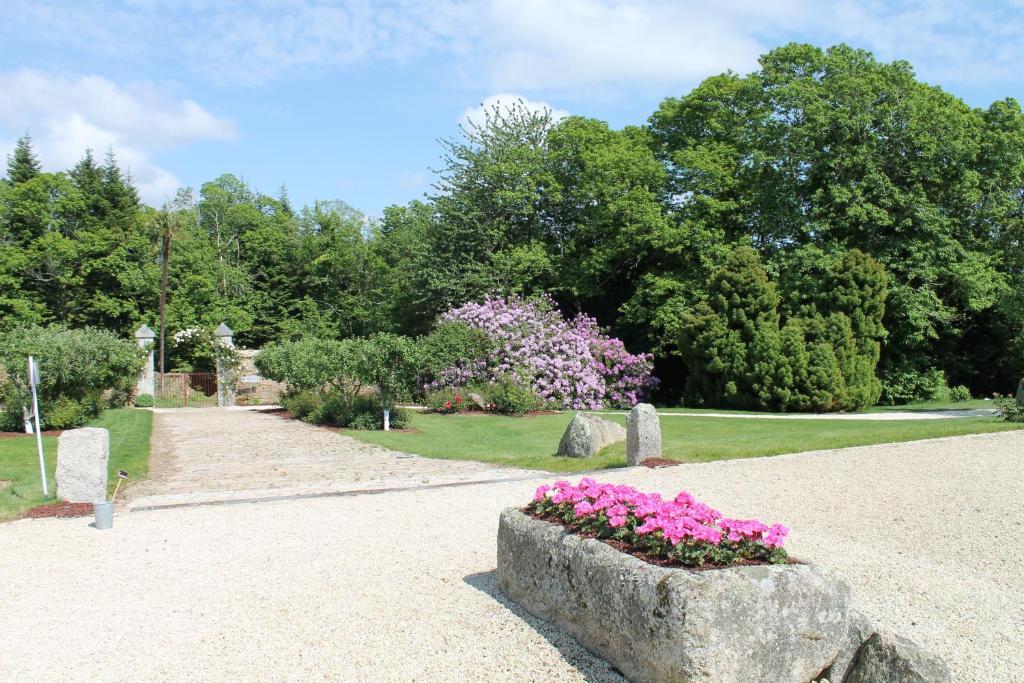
<box><xmin>2</xmin><ymin>42</ymin><xmax>1021</xmax><ymax>405</ymax></box>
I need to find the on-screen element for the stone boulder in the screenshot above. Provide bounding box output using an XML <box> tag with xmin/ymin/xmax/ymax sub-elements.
<box><xmin>1017</xmin><ymin>376</ymin><xmax>1024</xmax><ymax>407</ymax></box>
<box><xmin>56</xmin><ymin>427</ymin><xmax>109</xmax><ymax>503</ymax></box>
<box><xmin>820</xmin><ymin>609</ymin><xmax>876</xmax><ymax>681</ymax></box>
<box><xmin>497</xmin><ymin>508</ymin><xmax>851</xmax><ymax>683</ymax></box>
<box><xmin>467</xmin><ymin>392</ymin><xmax>488</xmax><ymax>411</ymax></box>
<box><xmin>626</xmin><ymin>402</ymin><xmax>661</xmax><ymax>465</ymax></box>
<box><xmin>556</xmin><ymin>413</ymin><xmax>626</xmax><ymax>458</ymax></box>
<box><xmin>845</xmin><ymin>631</ymin><xmax>952</xmax><ymax>683</ymax></box>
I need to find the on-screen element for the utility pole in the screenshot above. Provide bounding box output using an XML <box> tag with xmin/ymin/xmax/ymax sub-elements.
<box><xmin>158</xmin><ymin>207</ymin><xmax>173</xmax><ymax>382</ymax></box>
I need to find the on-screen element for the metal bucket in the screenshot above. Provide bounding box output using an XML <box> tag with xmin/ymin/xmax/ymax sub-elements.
<box><xmin>93</xmin><ymin>501</ymin><xmax>113</xmax><ymax>530</ymax></box>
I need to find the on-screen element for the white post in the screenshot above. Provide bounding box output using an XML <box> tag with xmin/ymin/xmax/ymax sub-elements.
<box><xmin>214</xmin><ymin>323</ymin><xmax>236</xmax><ymax>408</ymax></box>
<box><xmin>134</xmin><ymin>324</ymin><xmax>156</xmax><ymax>397</ymax></box>
<box><xmin>28</xmin><ymin>356</ymin><xmax>48</xmax><ymax>497</ymax></box>
<box><xmin>383</xmin><ymin>409</ymin><xmax>391</xmax><ymax>432</ymax></box>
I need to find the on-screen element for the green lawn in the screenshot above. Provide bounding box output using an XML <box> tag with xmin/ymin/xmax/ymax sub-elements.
<box><xmin>595</xmin><ymin>399</ymin><xmax>997</xmax><ymax>416</ymax></box>
<box><xmin>350</xmin><ymin>411</ymin><xmax>1023</xmax><ymax>472</ymax></box>
<box><xmin>0</xmin><ymin>408</ymin><xmax>153</xmax><ymax>521</ymax></box>
<box><xmin>866</xmin><ymin>398</ymin><xmax>996</xmax><ymax>412</ymax></box>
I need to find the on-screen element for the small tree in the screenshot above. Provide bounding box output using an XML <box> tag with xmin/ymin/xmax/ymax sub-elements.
<box><xmin>350</xmin><ymin>334</ymin><xmax>421</xmax><ymax>412</ymax></box>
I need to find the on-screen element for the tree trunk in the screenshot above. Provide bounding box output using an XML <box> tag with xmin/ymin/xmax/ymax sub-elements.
<box><xmin>158</xmin><ymin>212</ymin><xmax>173</xmax><ymax>382</ymax></box>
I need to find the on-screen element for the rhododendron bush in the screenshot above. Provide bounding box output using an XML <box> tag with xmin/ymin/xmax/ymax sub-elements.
<box><xmin>527</xmin><ymin>479</ymin><xmax>789</xmax><ymax>568</ymax></box>
<box><xmin>434</xmin><ymin>295</ymin><xmax>657</xmax><ymax>409</ymax></box>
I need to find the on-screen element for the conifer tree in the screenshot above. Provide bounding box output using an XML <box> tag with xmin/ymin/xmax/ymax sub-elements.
<box><xmin>5</xmin><ymin>133</ymin><xmax>41</xmax><ymax>185</ymax></box>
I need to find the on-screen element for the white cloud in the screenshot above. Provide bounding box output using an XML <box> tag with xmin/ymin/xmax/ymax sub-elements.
<box><xmin>0</xmin><ymin>69</ymin><xmax>235</xmax><ymax>204</ymax></box>
<box><xmin>3</xmin><ymin>2</ymin><xmax>1023</xmax><ymax>97</ymax></box>
<box><xmin>459</xmin><ymin>94</ymin><xmax>570</xmax><ymax>128</ymax></box>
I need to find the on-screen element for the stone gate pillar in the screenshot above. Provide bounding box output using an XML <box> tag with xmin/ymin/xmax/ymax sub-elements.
<box><xmin>214</xmin><ymin>322</ymin><xmax>236</xmax><ymax>407</ymax></box>
<box><xmin>134</xmin><ymin>324</ymin><xmax>156</xmax><ymax>397</ymax></box>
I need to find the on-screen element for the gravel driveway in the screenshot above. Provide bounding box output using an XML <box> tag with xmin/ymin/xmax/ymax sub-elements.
<box><xmin>125</xmin><ymin>407</ymin><xmax>543</xmax><ymax>509</ymax></box>
<box><xmin>2</xmin><ymin>430</ymin><xmax>1021</xmax><ymax>681</ymax></box>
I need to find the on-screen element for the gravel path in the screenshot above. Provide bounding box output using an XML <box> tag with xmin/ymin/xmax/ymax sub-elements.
<box><xmin>2</xmin><ymin>431</ymin><xmax>1022</xmax><ymax>681</ymax></box>
<box><xmin>125</xmin><ymin>407</ymin><xmax>543</xmax><ymax>509</ymax></box>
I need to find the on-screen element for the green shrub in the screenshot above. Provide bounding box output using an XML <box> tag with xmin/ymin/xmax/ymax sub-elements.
<box><xmin>347</xmin><ymin>406</ymin><xmax>412</xmax><ymax>430</ymax></box>
<box><xmin>306</xmin><ymin>389</ymin><xmax>355</xmax><ymax>425</ymax></box>
<box><xmin>45</xmin><ymin>397</ymin><xmax>90</xmax><ymax>430</ymax></box>
<box><xmin>881</xmin><ymin>367</ymin><xmax>950</xmax><ymax>405</ymax></box>
<box><xmin>280</xmin><ymin>390</ymin><xmax>322</xmax><ymax>420</ymax></box>
<box><xmin>257</xmin><ymin>334</ymin><xmax>420</xmax><ymax>415</ymax></box>
<box><xmin>0</xmin><ymin>326</ymin><xmax>144</xmax><ymax>430</ymax></box>
<box><xmin>256</xmin><ymin>337</ymin><xmax>354</xmax><ymax>392</ymax></box>
<box><xmin>418</xmin><ymin>322</ymin><xmax>493</xmax><ymax>385</ymax></box>
<box><xmin>487</xmin><ymin>378</ymin><xmax>543</xmax><ymax>415</ymax></box>
<box><xmin>134</xmin><ymin>393</ymin><xmax>154</xmax><ymax>408</ymax></box>
<box><xmin>680</xmin><ymin>247</ymin><xmax>887</xmax><ymax>412</ymax></box>
<box><xmin>950</xmin><ymin>385</ymin><xmax>971</xmax><ymax>402</ymax></box>
<box><xmin>994</xmin><ymin>396</ymin><xmax>1024</xmax><ymax>422</ymax></box>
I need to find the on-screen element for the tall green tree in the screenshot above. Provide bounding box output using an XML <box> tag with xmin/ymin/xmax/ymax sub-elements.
<box><xmin>650</xmin><ymin>43</ymin><xmax>1021</xmax><ymax>394</ymax></box>
<box><xmin>6</xmin><ymin>134</ymin><xmax>41</xmax><ymax>185</ymax></box>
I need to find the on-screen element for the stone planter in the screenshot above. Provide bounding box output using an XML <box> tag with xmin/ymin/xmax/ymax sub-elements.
<box><xmin>497</xmin><ymin>508</ymin><xmax>851</xmax><ymax>683</ymax></box>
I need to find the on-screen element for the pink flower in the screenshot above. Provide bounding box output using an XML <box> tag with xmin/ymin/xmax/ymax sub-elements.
<box><xmin>574</xmin><ymin>501</ymin><xmax>595</xmax><ymax>516</ymax></box>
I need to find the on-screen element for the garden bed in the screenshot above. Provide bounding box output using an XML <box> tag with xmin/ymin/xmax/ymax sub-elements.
<box><xmin>23</xmin><ymin>501</ymin><xmax>93</xmax><ymax>518</ymax></box>
<box><xmin>638</xmin><ymin>457</ymin><xmax>679</xmax><ymax>468</ymax></box>
<box><xmin>523</xmin><ymin>508</ymin><xmax>802</xmax><ymax>571</ymax></box>
<box><xmin>497</xmin><ymin>508</ymin><xmax>850</xmax><ymax>682</ymax></box>
<box><xmin>0</xmin><ymin>429</ymin><xmax>63</xmax><ymax>439</ymax></box>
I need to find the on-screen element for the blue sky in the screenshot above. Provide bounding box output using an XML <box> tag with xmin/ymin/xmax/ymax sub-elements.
<box><xmin>1</xmin><ymin>1</ymin><xmax>1022</xmax><ymax>215</ymax></box>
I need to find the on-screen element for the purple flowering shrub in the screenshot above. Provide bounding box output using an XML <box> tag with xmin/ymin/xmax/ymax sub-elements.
<box><xmin>527</xmin><ymin>479</ymin><xmax>790</xmax><ymax>568</ymax></box>
<box><xmin>435</xmin><ymin>295</ymin><xmax>657</xmax><ymax>409</ymax></box>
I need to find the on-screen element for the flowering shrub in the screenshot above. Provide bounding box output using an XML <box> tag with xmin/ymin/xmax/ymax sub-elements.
<box><xmin>434</xmin><ymin>295</ymin><xmax>657</xmax><ymax>409</ymax></box>
<box><xmin>440</xmin><ymin>394</ymin><xmax>464</xmax><ymax>414</ymax></box>
<box><xmin>527</xmin><ymin>479</ymin><xmax>789</xmax><ymax>568</ymax></box>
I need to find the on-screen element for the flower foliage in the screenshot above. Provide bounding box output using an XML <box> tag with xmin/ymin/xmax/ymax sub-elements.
<box><xmin>527</xmin><ymin>478</ymin><xmax>789</xmax><ymax>568</ymax></box>
<box><xmin>436</xmin><ymin>295</ymin><xmax>657</xmax><ymax>409</ymax></box>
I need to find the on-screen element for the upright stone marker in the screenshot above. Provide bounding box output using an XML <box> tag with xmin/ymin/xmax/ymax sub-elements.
<box><xmin>56</xmin><ymin>427</ymin><xmax>109</xmax><ymax>503</ymax></box>
<box><xmin>626</xmin><ymin>403</ymin><xmax>661</xmax><ymax>466</ymax></box>
<box><xmin>134</xmin><ymin>324</ymin><xmax>156</xmax><ymax>397</ymax></box>
<box><xmin>1017</xmin><ymin>376</ymin><xmax>1024</xmax><ymax>407</ymax></box>
<box><xmin>214</xmin><ymin>322</ymin><xmax>236</xmax><ymax>408</ymax></box>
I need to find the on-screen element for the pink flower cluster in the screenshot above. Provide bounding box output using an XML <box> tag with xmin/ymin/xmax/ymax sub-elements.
<box><xmin>532</xmin><ymin>478</ymin><xmax>788</xmax><ymax>550</ymax></box>
<box><xmin>437</xmin><ymin>295</ymin><xmax>657</xmax><ymax>409</ymax></box>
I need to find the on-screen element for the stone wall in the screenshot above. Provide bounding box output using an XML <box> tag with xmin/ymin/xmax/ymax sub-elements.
<box><xmin>234</xmin><ymin>349</ymin><xmax>284</xmax><ymax>405</ymax></box>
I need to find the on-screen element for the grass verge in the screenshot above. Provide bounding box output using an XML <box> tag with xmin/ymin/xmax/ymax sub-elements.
<box><xmin>0</xmin><ymin>408</ymin><xmax>153</xmax><ymax>521</ymax></box>
<box><xmin>349</xmin><ymin>411</ymin><xmax>1023</xmax><ymax>472</ymax></box>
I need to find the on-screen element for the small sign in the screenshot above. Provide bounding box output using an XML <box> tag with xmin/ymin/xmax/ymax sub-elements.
<box><xmin>241</xmin><ymin>374</ymin><xmax>262</xmax><ymax>383</ymax></box>
<box><xmin>117</xmin><ymin>469</ymin><xmax>129</xmax><ymax>479</ymax></box>
<box><xmin>28</xmin><ymin>357</ymin><xmax>40</xmax><ymax>388</ymax></box>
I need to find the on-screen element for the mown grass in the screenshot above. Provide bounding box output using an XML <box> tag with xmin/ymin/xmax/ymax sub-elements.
<box><xmin>350</xmin><ymin>411</ymin><xmax>1023</xmax><ymax>472</ymax></box>
<box><xmin>866</xmin><ymin>398</ymin><xmax>997</xmax><ymax>412</ymax></box>
<box><xmin>600</xmin><ymin>398</ymin><xmax>997</xmax><ymax>416</ymax></box>
<box><xmin>0</xmin><ymin>408</ymin><xmax>153</xmax><ymax>521</ymax></box>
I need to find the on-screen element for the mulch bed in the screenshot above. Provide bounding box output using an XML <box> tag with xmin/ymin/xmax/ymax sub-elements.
<box><xmin>525</xmin><ymin>509</ymin><xmax>801</xmax><ymax>571</ymax></box>
<box><xmin>24</xmin><ymin>501</ymin><xmax>94</xmax><ymax>518</ymax></box>
<box><xmin>0</xmin><ymin>429</ymin><xmax>62</xmax><ymax>440</ymax></box>
<box><xmin>263</xmin><ymin>408</ymin><xmax>419</xmax><ymax>433</ymax></box>
<box><xmin>640</xmin><ymin>457</ymin><xmax>681</xmax><ymax>468</ymax></box>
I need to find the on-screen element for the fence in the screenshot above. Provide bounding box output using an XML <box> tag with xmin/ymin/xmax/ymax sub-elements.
<box><xmin>154</xmin><ymin>372</ymin><xmax>218</xmax><ymax>408</ymax></box>
<box><xmin>134</xmin><ymin>324</ymin><xmax>284</xmax><ymax>408</ymax></box>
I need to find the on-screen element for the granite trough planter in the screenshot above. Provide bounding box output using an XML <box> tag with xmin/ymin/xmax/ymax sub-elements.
<box><xmin>497</xmin><ymin>508</ymin><xmax>852</xmax><ymax>683</ymax></box>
